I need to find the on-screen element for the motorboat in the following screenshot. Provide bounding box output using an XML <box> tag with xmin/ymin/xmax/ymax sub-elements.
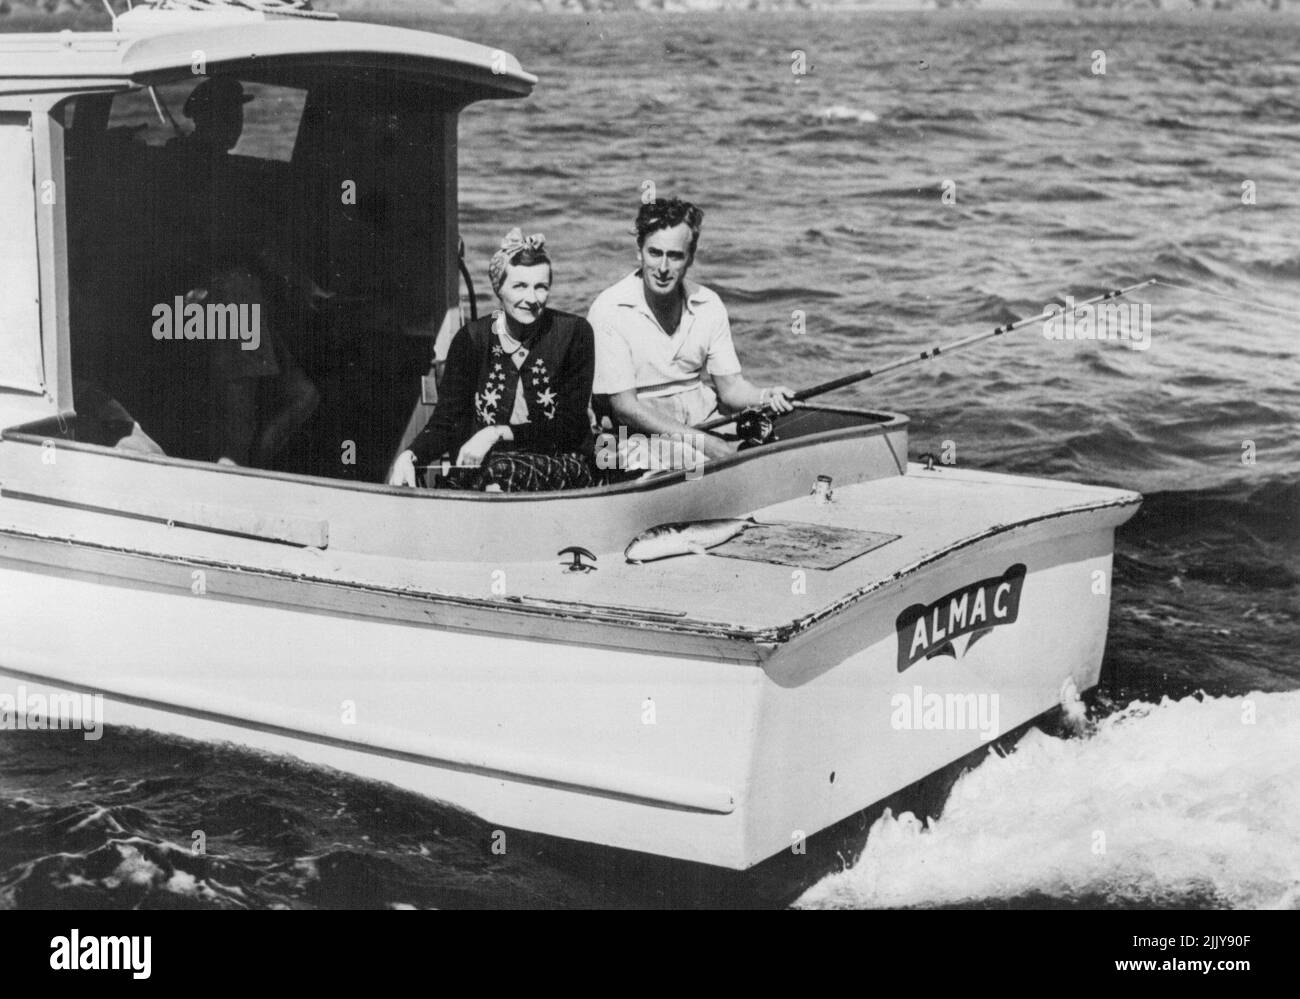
<box><xmin>0</xmin><ymin>0</ymin><xmax>1140</xmax><ymax>869</ymax></box>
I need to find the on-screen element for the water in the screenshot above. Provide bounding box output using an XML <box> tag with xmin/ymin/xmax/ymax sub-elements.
<box><xmin>2</xmin><ymin>8</ymin><xmax>1298</xmax><ymax>909</ymax></box>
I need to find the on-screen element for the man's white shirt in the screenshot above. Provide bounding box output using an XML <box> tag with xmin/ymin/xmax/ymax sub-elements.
<box><xmin>588</xmin><ymin>270</ymin><xmax>742</xmax><ymax>399</ymax></box>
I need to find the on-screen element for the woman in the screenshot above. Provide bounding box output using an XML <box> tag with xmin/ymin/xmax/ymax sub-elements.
<box><xmin>389</xmin><ymin>229</ymin><xmax>596</xmax><ymax>492</ymax></box>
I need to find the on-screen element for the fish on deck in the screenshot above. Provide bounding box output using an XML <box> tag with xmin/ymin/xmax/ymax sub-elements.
<box><xmin>623</xmin><ymin>518</ymin><xmax>756</xmax><ymax>563</ymax></box>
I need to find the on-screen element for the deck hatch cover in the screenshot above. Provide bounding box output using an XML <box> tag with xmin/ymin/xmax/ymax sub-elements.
<box><xmin>711</xmin><ymin>521</ymin><xmax>899</xmax><ymax>570</ymax></box>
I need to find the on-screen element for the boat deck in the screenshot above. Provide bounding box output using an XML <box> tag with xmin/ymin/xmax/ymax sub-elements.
<box><xmin>377</xmin><ymin>464</ymin><xmax>1140</xmax><ymax>635</ymax></box>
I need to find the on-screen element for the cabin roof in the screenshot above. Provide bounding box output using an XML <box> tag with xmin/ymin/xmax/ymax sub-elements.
<box><xmin>0</xmin><ymin>17</ymin><xmax>535</xmax><ymax>98</ymax></box>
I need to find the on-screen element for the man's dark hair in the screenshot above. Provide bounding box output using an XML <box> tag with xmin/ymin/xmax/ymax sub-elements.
<box><xmin>635</xmin><ymin>197</ymin><xmax>704</xmax><ymax>254</ymax></box>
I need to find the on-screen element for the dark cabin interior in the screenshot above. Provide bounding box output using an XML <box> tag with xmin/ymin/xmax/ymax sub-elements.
<box><xmin>60</xmin><ymin>70</ymin><xmax>446</xmax><ymax>483</ymax></box>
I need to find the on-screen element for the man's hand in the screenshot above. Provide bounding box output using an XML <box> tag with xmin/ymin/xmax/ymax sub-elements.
<box><xmin>763</xmin><ymin>386</ymin><xmax>796</xmax><ymax>414</ymax></box>
<box><xmin>456</xmin><ymin>426</ymin><xmax>507</xmax><ymax>468</ymax></box>
<box><xmin>388</xmin><ymin>449</ymin><xmax>418</xmax><ymax>487</ymax></box>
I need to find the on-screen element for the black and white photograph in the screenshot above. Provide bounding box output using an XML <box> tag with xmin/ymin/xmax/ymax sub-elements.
<box><xmin>0</xmin><ymin>0</ymin><xmax>1294</xmax><ymax>941</ymax></box>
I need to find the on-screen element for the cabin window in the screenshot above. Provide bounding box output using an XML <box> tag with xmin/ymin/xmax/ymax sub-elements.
<box><xmin>0</xmin><ymin>113</ymin><xmax>44</xmax><ymax>395</ymax></box>
<box><xmin>58</xmin><ymin>78</ymin><xmax>446</xmax><ymax>483</ymax></box>
<box><xmin>104</xmin><ymin>81</ymin><xmax>188</xmax><ymax>147</ymax></box>
<box><xmin>105</xmin><ymin>81</ymin><xmax>306</xmax><ymax>162</ymax></box>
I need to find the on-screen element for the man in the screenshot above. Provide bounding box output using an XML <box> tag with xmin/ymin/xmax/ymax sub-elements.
<box><xmin>178</xmin><ymin>75</ymin><xmax>251</xmax><ymax>158</ymax></box>
<box><xmin>587</xmin><ymin>197</ymin><xmax>794</xmax><ymax>467</ymax></box>
<box><xmin>170</xmin><ymin>77</ymin><xmax>319</xmax><ymax>467</ymax></box>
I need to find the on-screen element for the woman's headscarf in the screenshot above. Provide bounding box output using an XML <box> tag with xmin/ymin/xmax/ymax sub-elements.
<box><xmin>488</xmin><ymin>228</ymin><xmax>547</xmax><ymax>294</ymax></box>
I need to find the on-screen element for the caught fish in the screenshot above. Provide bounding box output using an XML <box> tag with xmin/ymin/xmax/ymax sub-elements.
<box><xmin>624</xmin><ymin>517</ymin><xmax>755</xmax><ymax>564</ymax></box>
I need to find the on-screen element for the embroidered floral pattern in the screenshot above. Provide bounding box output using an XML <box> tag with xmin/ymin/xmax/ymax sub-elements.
<box><xmin>475</xmin><ymin>343</ymin><xmax>509</xmax><ymax>426</ymax></box>
<box><xmin>527</xmin><ymin>358</ymin><xmax>556</xmax><ymax>421</ymax></box>
<box><xmin>473</xmin><ymin>312</ymin><xmax>559</xmax><ymax>428</ymax></box>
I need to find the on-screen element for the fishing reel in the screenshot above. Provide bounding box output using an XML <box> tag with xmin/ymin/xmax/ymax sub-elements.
<box><xmin>734</xmin><ymin>408</ymin><xmax>778</xmax><ymax>450</ymax></box>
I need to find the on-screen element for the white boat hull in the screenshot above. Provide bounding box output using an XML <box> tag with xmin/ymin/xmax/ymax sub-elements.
<box><xmin>0</xmin><ymin>468</ymin><xmax>1132</xmax><ymax>869</ymax></box>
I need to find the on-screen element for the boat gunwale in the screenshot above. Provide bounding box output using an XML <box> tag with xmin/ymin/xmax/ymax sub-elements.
<box><xmin>0</xmin><ymin>484</ymin><xmax>1141</xmax><ymax>651</ymax></box>
<box><xmin>0</xmin><ymin>409</ymin><xmax>909</xmax><ymax>504</ymax></box>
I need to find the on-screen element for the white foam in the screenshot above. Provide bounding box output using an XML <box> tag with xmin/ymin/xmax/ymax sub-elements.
<box><xmin>165</xmin><ymin>869</ymin><xmax>199</xmax><ymax>895</ymax></box>
<box><xmin>796</xmin><ymin>691</ymin><xmax>1300</xmax><ymax>909</ymax></box>
<box><xmin>816</xmin><ymin>105</ymin><xmax>879</xmax><ymax>125</ymax></box>
<box><xmin>105</xmin><ymin>844</ymin><xmax>164</xmax><ymax>890</ymax></box>
<box><xmin>69</xmin><ymin>806</ymin><xmax>125</xmax><ymax>835</ymax></box>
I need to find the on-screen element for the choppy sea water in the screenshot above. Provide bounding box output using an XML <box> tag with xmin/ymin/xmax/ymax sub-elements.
<box><xmin>1</xmin><ymin>9</ymin><xmax>1297</xmax><ymax>909</ymax></box>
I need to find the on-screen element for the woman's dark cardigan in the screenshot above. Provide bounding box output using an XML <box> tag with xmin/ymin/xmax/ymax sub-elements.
<box><xmin>408</xmin><ymin>309</ymin><xmax>595</xmax><ymax>466</ymax></box>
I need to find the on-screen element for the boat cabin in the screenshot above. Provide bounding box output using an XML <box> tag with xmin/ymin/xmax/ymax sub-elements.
<box><xmin>0</xmin><ymin>10</ymin><xmax>540</xmax><ymax>482</ymax></box>
<box><xmin>0</xmin><ymin>7</ymin><xmax>908</xmax><ymax>563</ymax></box>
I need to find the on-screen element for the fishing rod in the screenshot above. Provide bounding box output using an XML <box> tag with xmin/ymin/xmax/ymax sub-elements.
<box><xmin>696</xmin><ymin>278</ymin><xmax>1157</xmax><ymax>433</ymax></box>
<box><xmin>788</xmin><ymin>400</ymin><xmax>887</xmax><ymax>418</ymax></box>
<box><xmin>1150</xmin><ymin>278</ymin><xmax>1300</xmax><ymax>318</ymax></box>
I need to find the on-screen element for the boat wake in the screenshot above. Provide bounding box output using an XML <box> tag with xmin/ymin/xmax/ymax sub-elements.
<box><xmin>795</xmin><ymin>691</ymin><xmax>1300</xmax><ymax>910</ymax></box>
